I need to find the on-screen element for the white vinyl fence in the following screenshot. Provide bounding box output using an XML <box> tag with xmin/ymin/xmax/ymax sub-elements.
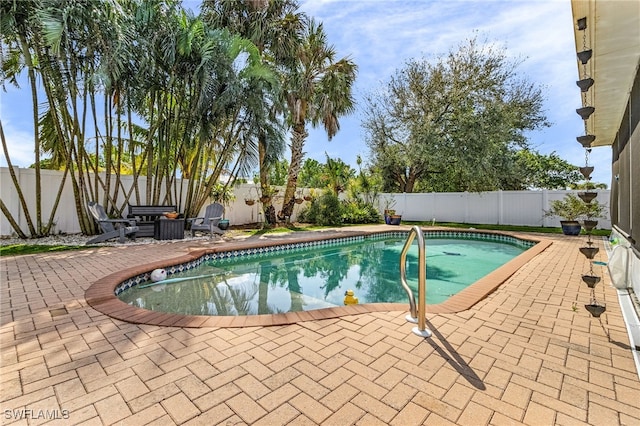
<box><xmin>1</xmin><ymin>167</ymin><xmax>611</xmax><ymax>236</ymax></box>
<box><xmin>378</xmin><ymin>190</ymin><xmax>611</xmax><ymax>229</ymax></box>
<box><xmin>0</xmin><ymin>167</ymin><xmax>303</xmax><ymax>236</ymax></box>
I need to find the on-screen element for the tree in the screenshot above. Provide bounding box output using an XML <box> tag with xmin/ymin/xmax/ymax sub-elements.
<box><xmin>1</xmin><ymin>0</ymin><xmax>44</xmax><ymax>237</ymax></box>
<box><xmin>322</xmin><ymin>153</ymin><xmax>354</xmax><ymax>196</ymax></box>
<box><xmin>1</xmin><ymin>0</ymin><xmax>277</xmax><ymax>238</ymax></box>
<box><xmin>570</xmin><ymin>181</ymin><xmax>608</xmax><ymax>190</ymax></box>
<box><xmin>202</xmin><ymin>0</ymin><xmax>303</xmax><ymax>225</ymax></box>
<box><xmin>290</xmin><ymin>155</ymin><xmax>355</xmax><ymax>194</ymax></box>
<box><xmin>268</xmin><ymin>159</ymin><xmax>289</xmax><ymax>186</ymax></box>
<box><xmin>363</xmin><ymin>36</ymin><xmax>549</xmax><ymax>193</ymax></box>
<box><xmin>513</xmin><ymin>149</ymin><xmax>582</xmax><ymax>189</ymax></box>
<box><xmin>298</xmin><ymin>158</ymin><xmax>324</xmax><ymax>188</ymax></box>
<box><xmin>280</xmin><ymin>20</ymin><xmax>357</xmax><ymax>218</ymax></box>
<box><xmin>1</xmin><ymin>0</ymin><xmax>136</xmax><ymax>236</ymax></box>
<box><xmin>347</xmin><ymin>155</ymin><xmax>382</xmax><ymax>205</ymax></box>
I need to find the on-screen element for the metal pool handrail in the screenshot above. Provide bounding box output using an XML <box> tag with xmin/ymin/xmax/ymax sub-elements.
<box><xmin>400</xmin><ymin>225</ymin><xmax>431</xmax><ymax>337</ymax></box>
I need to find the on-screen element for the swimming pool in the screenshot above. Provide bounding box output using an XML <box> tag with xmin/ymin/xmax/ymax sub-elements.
<box><xmin>86</xmin><ymin>229</ymin><xmax>550</xmax><ymax>327</ymax></box>
<box><xmin>116</xmin><ymin>232</ymin><xmax>534</xmax><ymax>316</ymax></box>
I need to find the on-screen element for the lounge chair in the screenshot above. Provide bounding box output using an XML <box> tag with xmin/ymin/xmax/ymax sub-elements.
<box><xmin>186</xmin><ymin>203</ymin><xmax>225</xmax><ymax>238</ymax></box>
<box><xmin>87</xmin><ymin>202</ymin><xmax>139</xmax><ymax>244</ymax></box>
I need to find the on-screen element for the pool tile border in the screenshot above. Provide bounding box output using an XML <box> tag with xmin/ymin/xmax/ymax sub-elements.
<box><xmin>85</xmin><ymin>228</ymin><xmax>552</xmax><ymax>328</ymax></box>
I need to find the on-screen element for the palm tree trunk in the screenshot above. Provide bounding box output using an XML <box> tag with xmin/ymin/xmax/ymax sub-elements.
<box><xmin>103</xmin><ymin>94</ymin><xmax>113</xmax><ymax>207</ymax></box>
<box><xmin>0</xmin><ymin>198</ymin><xmax>27</xmax><ymax>239</ymax></box>
<box><xmin>287</xmin><ymin>268</ymin><xmax>304</xmax><ymax>312</ymax></box>
<box><xmin>259</xmin><ymin>137</ymin><xmax>277</xmax><ymax>224</ymax></box>
<box><xmin>258</xmin><ymin>261</ymin><xmax>270</xmax><ymax>314</ymax></box>
<box><xmin>43</xmin><ymin>167</ymin><xmax>71</xmax><ymax>235</ymax></box>
<box><xmin>281</xmin><ymin>123</ymin><xmax>308</xmax><ymax>218</ymax></box>
<box><xmin>113</xmin><ymin>89</ymin><xmax>124</xmax><ymax>207</ymax></box>
<box><xmin>0</xmin><ymin>121</ymin><xmax>36</xmax><ymax>236</ymax></box>
<box><xmin>23</xmin><ymin>40</ymin><xmax>43</xmax><ymax>235</ymax></box>
<box><xmin>16</xmin><ymin>33</ymin><xmax>40</xmax><ymax>236</ymax></box>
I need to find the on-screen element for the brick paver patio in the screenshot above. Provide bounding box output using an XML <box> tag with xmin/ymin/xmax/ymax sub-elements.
<box><xmin>1</xmin><ymin>226</ymin><xmax>639</xmax><ymax>425</ymax></box>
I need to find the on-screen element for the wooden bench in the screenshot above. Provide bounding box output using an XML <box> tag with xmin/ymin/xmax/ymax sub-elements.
<box><xmin>127</xmin><ymin>205</ymin><xmax>179</xmax><ymax>237</ymax></box>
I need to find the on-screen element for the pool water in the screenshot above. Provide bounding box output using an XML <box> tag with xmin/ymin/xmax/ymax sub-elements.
<box><xmin>118</xmin><ymin>236</ymin><xmax>528</xmax><ymax>316</ymax></box>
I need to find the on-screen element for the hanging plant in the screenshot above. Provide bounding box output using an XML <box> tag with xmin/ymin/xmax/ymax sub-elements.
<box><xmin>259</xmin><ymin>186</ymin><xmax>278</xmax><ymax>204</ymax></box>
<box><xmin>245</xmin><ymin>186</ymin><xmax>260</xmax><ymax>206</ymax></box>
<box><xmin>304</xmin><ymin>189</ymin><xmax>318</xmax><ymax>202</ymax></box>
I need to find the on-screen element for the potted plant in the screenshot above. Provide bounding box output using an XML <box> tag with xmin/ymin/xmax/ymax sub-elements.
<box><xmin>388</xmin><ymin>213</ymin><xmax>402</xmax><ymax>225</ymax></box>
<box><xmin>384</xmin><ymin>209</ymin><xmax>395</xmax><ymax>224</ymax></box>
<box><xmin>544</xmin><ymin>193</ymin><xmax>606</xmax><ymax>235</ymax></box>
<box><xmin>383</xmin><ymin>196</ymin><xmax>397</xmax><ymax>224</ymax></box>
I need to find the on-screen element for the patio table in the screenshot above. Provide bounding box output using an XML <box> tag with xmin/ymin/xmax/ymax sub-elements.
<box><xmin>153</xmin><ymin>218</ymin><xmax>185</xmax><ymax>240</ymax></box>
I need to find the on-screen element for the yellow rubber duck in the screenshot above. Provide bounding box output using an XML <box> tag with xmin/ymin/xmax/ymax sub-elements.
<box><xmin>344</xmin><ymin>289</ymin><xmax>359</xmax><ymax>305</ymax></box>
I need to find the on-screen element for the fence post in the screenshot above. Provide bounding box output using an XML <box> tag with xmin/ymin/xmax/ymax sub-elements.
<box><xmin>464</xmin><ymin>191</ymin><xmax>469</xmax><ymax>224</ymax></box>
<box><xmin>542</xmin><ymin>189</ymin><xmax>549</xmax><ymax>227</ymax></box>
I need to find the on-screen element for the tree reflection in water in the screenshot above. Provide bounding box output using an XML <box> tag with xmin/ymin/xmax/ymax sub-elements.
<box><xmin>124</xmin><ymin>273</ymin><xmax>261</xmax><ymax>316</ymax></box>
<box><xmin>120</xmin><ymin>237</ymin><xmax>524</xmax><ymax>315</ymax></box>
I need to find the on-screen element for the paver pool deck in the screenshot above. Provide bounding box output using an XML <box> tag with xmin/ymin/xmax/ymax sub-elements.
<box><xmin>1</xmin><ymin>225</ymin><xmax>639</xmax><ymax>425</ymax></box>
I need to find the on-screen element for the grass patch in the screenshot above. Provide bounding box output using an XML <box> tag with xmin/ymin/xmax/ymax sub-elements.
<box><xmin>239</xmin><ymin>223</ymin><xmax>332</xmax><ymax>237</ymax></box>
<box><xmin>406</xmin><ymin>221</ymin><xmax>611</xmax><ymax>236</ymax></box>
<box><xmin>0</xmin><ymin>244</ymin><xmax>92</xmax><ymax>257</ymax></box>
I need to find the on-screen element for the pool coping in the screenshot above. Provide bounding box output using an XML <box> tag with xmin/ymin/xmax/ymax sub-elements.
<box><xmin>85</xmin><ymin>227</ymin><xmax>552</xmax><ymax>328</ymax></box>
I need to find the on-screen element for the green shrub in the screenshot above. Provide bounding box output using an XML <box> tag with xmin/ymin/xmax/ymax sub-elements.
<box><xmin>297</xmin><ymin>192</ymin><xmax>342</xmax><ymax>226</ymax></box>
<box><xmin>296</xmin><ymin>206</ymin><xmax>310</xmax><ymax>223</ymax></box>
<box><xmin>315</xmin><ymin>192</ymin><xmax>343</xmax><ymax>226</ymax></box>
<box><xmin>298</xmin><ymin>193</ymin><xmax>381</xmax><ymax>226</ymax></box>
<box><xmin>341</xmin><ymin>200</ymin><xmax>381</xmax><ymax>224</ymax></box>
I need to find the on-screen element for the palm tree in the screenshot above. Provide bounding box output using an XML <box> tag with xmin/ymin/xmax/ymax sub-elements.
<box><xmin>201</xmin><ymin>0</ymin><xmax>305</xmax><ymax>225</ymax></box>
<box><xmin>1</xmin><ymin>0</ymin><xmax>43</xmax><ymax>237</ymax></box>
<box><xmin>121</xmin><ymin>3</ymin><xmax>276</xmax><ymax>218</ymax></box>
<box><xmin>323</xmin><ymin>153</ymin><xmax>355</xmax><ymax>196</ymax></box>
<box><xmin>34</xmin><ymin>0</ymin><xmax>140</xmax><ymax>233</ymax></box>
<box><xmin>280</xmin><ymin>20</ymin><xmax>357</xmax><ymax>219</ymax></box>
<box><xmin>1</xmin><ymin>0</ymin><xmax>137</xmax><ymax>236</ymax></box>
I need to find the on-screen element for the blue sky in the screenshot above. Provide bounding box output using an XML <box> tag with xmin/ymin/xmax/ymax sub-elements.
<box><xmin>0</xmin><ymin>0</ymin><xmax>612</xmax><ymax>186</ymax></box>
